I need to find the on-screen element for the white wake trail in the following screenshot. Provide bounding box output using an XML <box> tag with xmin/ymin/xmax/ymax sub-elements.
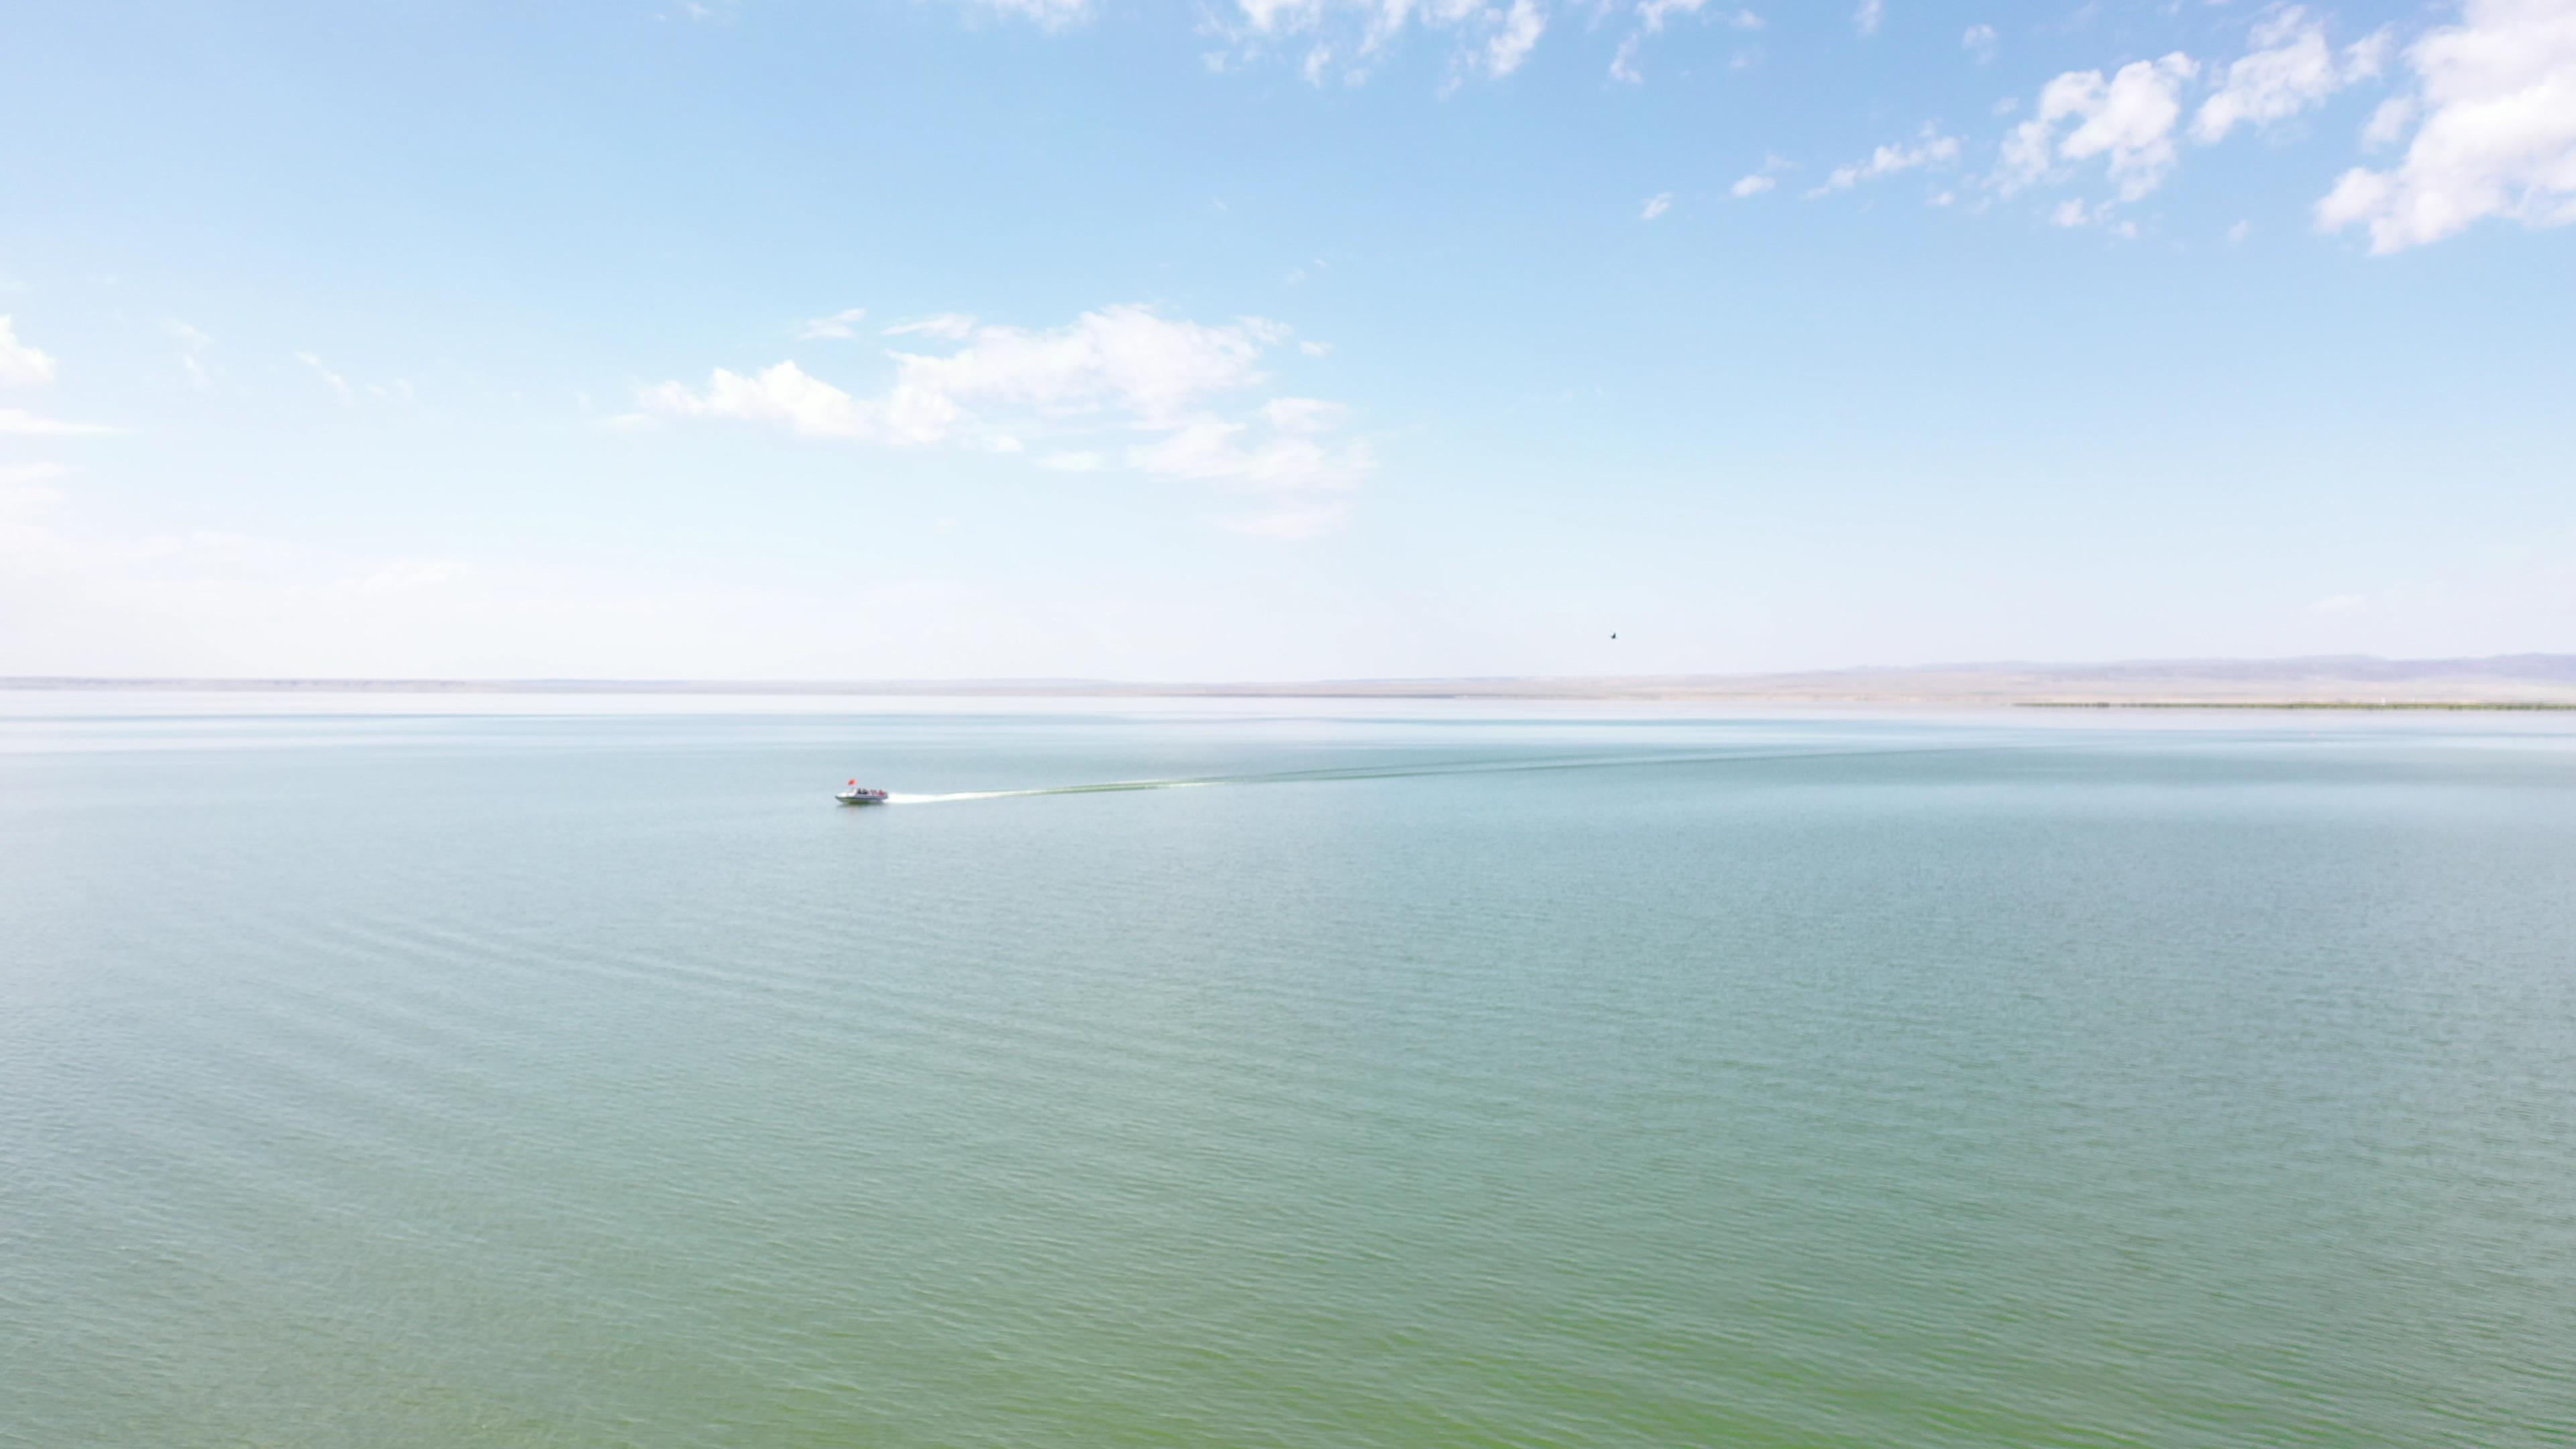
<box><xmin>884</xmin><ymin>780</ymin><xmax>1214</xmax><ymax>804</ymax></box>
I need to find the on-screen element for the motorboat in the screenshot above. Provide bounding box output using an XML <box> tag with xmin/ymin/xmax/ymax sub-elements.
<box><xmin>835</xmin><ymin>781</ymin><xmax>890</xmax><ymax>805</ymax></box>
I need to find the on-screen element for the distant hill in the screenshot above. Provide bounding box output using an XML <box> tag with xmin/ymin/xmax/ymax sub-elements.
<box><xmin>11</xmin><ymin>655</ymin><xmax>2576</xmax><ymax>705</ymax></box>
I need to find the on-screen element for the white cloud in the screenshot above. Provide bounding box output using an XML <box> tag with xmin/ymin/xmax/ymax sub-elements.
<box><xmin>883</xmin><ymin>313</ymin><xmax>978</xmax><ymax>339</ymax></box>
<box><xmin>1998</xmin><ymin>52</ymin><xmax>2199</xmax><ymax>201</ymax></box>
<box><xmin>1610</xmin><ymin>34</ymin><xmax>1646</xmax><ymax>83</ymax></box>
<box><xmin>645</xmin><ymin>304</ymin><xmax>1371</xmax><ymax>535</ymax></box>
<box><xmin>2193</xmin><ymin>8</ymin><xmax>2391</xmax><ymax>144</ymax></box>
<box><xmin>1128</xmin><ymin>408</ymin><xmax>1378</xmax><ymax>537</ymax></box>
<box><xmin>1298</xmin><ymin>339</ymin><xmax>1334</xmax><ymax>358</ymax></box>
<box><xmin>1227</xmin><ymin>0</ymin><xmax>1559</xmax><ymax>88</ymax></box>
<box><xmin>1483</xmin><ymin>0</ymin><xmax>1545</xmax><ymax>78</ymax></box>
<box><xmin>1731</xmin><ymin>154</ymin><xmax>1792</xmax><ymax>197</ymax></box>
<box><xmin>1854</xmin><ymin>0</ymin><xmax>1883</xmax><ymax>38</ymax></box>
<box><xmin>649</xmin><ymin>305</ymin><xmax>1290</xmax><ymax>447</ymax></box>
<box><xmin>796</xmin><ymin>307</ymin><xmax>869</xmax><ymax>340</ymax></box>
<box><xmin>2362</xmin><ymin>95</ymin><xmax>2418</xmax><ymax>147</ymax></box>
<box><xmin>2229</xmin><ymin>218</ymin><xmax>2253</xmax><ymax>243</ymax></box>
<box><xmin>0</xmin><ymin>316</ymin><xmax>57</xmax><ymax>388</ymax></box>
<box><xmin>1613</xmin><ymin>0</ymin><xmax>1762</xmax><ymax>80</ymax></box>
<box><xmin>1260</xmin><ymin>396</ymin><xmax>1348</xmax><ymax>431</ymax></box>
<box><xmin>641</xmin><ymin>361</ymin><xmax>877</xmax><ymax>439</ymax></box>
<box><xmin>1128</xmin><ymin>417</ymin><xmax>1373</xmax><ymax>492</ymax></box>
<box><xmin>1812</xmin><ymin>126</ymin><xmax>1962</xmax><ymax>195</ymax></box>
<box><xmin>1236</xmin><ymin>0</ymin><xmax>1316</xmax><ymax>30</ymax></box>
<box><xmin>892</xmin><ymin>307</ymin><xmax>1284</xmax><ymax>431</ymax></box>
<box><xmin>955</xmin><ymin>0</ymin><xmax>1092</xmax><ymax>27</ymax></box>
<box><xmin>2317</xmin><ymin>0</ymin><xmax>2576</xmax><ymax>252</ymax></box>
<box><xmin>1640</xmin><ymin>191</ymin><xmax>1674</xmax><ymax>219</ymax></box>
<box><xmin>1963</xmin><ymin>23</ymin><xmax>1997</xmax><ymax>64</ymax></box>
<box><xmin>1636</xmin><ymin>0</ymin><xmax>1760</xmax><ymax>32</ymax></box>
<box><xmin>2050</xmin><ymin>197</ymin><xmax>2102</xmax><ymax>227</ymax></box>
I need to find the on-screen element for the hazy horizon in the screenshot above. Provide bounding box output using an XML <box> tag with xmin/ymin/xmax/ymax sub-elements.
<box><xmin>13</xmin><ymin>649</ymin><xmax>2576</xmax><ymax>708</ymax></box>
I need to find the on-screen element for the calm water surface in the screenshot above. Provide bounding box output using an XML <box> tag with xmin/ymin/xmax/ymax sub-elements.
<box><xmin>4</xmin><ymin>696</ymin><xmax>2571</xmax><ymax>1447</ymax></box>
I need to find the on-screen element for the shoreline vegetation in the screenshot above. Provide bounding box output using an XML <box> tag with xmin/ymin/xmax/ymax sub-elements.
<box><xmin>9</xmin><ymin>655</ymin><xmax>2576</xmax><ymax>709</ymax></box>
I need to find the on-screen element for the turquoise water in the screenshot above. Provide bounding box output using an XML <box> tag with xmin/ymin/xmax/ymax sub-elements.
<box><xmin>4</xmin><ymin>696</ymin><xmax>2572</xmax><ymax>1447</ymax></box>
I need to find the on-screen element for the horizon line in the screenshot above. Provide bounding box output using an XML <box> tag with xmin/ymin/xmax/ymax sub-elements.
<box><xmin>9</xmin><ymin>652</ymin><xmax>2576</xmax><ymax>702</ymax></box>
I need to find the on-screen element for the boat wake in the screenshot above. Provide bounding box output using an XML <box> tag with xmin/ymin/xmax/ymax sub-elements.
<box><xmin>877</xmin><ymin>743</ymin><xmax>1980</xmax><ymax>804</ymax></box>
<box><xmin>883</xmin><ymin>780</ymin><xmax>1216</xmax><ymax>804</ymax></box>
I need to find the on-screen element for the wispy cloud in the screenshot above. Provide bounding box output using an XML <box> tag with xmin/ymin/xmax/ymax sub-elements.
<box><xmin>0</xmin><ymin>315</ymin><xmax>58</xmax><ymax>388</ymax></box>
<box><xmin>1811</xmin><ymin>126</ymin><xmax>1961</xmax><ymax>195</ymax></box>
<box><xmin>796</xmin><ymin>307</ymin><xmax>869</xmax><ymax>341</ymax></box>
<box><xmin>1612</xmin><ymin>1</ymin><xmax>1762</xmax><ymax>83</ymax></box>
<box><xmin>883</xmin><ymin>313</ymin><xmax>978</xmax><ymax>340</ymax></box>
<box><xmin>1731</xmin><ymin>153</ymin><xmax>1791</xmax><ymax>197</ymax></box>
<box><xmin>1854</xmin><ymin>0</ymin><xmax>1883</xmax><ymax>39</ymax></box>
<box><xmin>294</xmin><ymin>351</ymin><xmax>356</xmax><ymax>404</ymax></box>
<box><xmin>1221</xmin><ymin>0</ymin><xmax>1558</xmax><ymax>89</ymax></box>
<box><xmin>166</xmin><ymin>319</ymin><xmax>214</xmax><ymax>390</ymax></box>
<box><xmin>1640</xmin><ymin>191</ymin><xmax>1674</xmax><ymax>220</ymax></box>
<box><xmin>952</xmin><ymin>0</ymin><xmax>1093</xmax><ymax>28</ymax></box>
<box><xmin>0</xmin><ymin>317</ymin><xmax>113</xmax><ymax>435</ymax></box>
<box><xmin>1962</xmin><ymin>23</ymin><xmax>1996</xmax><ymax>64</ymax></box>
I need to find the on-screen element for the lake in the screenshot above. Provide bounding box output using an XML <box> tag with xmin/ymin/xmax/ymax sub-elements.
<box><xmin>4</xmin><ymin>694</ymin><xmax>2571</xmax><ymax>1447</ymax></box>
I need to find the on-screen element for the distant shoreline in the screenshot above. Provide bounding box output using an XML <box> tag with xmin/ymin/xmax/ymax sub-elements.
<box><xmin>10</xmin><ymin>655</ymin><xmax>2576</xmax><ymax>709</ymax></box>
<box><xmin>2019</xmin><ymin>700</ymin><xmax>2576</xmax><ymax>711</ymax></box>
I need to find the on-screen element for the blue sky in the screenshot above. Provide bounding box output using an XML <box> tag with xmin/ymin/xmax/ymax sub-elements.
<box><xmin>4</xmin><ymin>0</ymin><xmax>2571</xmax><ymax>679</ymax></box>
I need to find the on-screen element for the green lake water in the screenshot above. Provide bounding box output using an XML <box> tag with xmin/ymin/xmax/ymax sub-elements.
<box><xmin>3</xmin><ymin>696</ymin><xmax>2571</xmax><ymax>1446</ymax></box>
